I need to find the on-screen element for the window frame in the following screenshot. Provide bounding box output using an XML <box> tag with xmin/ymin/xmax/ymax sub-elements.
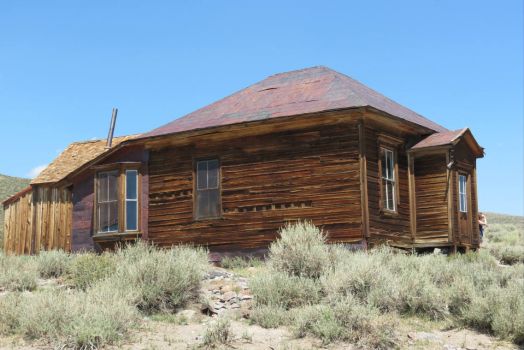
<box><xmin>193</xmin><ymin>158</ymin><xmax>222</xmax><ymax>220</ymax></box>
<box><xmin>380</xmin><ymin>147</ymin><xmax>397</xmax><ymax>212</ymax></box>
<box><xmin>458</xmin><ymin>173</ymin><xmax>468</xmax><ymax>213</ymax></box>
<box><xmin>96</xmin><ymin>170</ymin><xmax>120</xmax><ymax>233</ymax></box>
<box><xmin>376</xmin><ymin>134</ymin><xmax>402</xmax><ymax>216</ymax></box>
<box><xmin>379</xmin><ymin>146</ymin><xmax>399</xmax><ymax>213</ymax></box>
<box><xmin>94</xmin><ymin>163</ymin><xmax>141</xmax><ymax>235</ymax></box>
<box><xmin>125</xmin><ymin>169</ymin><xmax>139</xmax><ymax>232</ymax></box>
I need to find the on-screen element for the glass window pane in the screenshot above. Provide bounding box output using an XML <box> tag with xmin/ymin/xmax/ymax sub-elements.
<box><xmin>197</xmin><ymin>161</ymin><xmax>208</xmax><ymax>190</ymax></box>
<box><xmin>126</xmin><ymin>201</ymin><xmax>138</xmax><ymax>231</ymax></box>
<box><xmin>381</xmin><ymin>151</ymin><xmax>387</xmax><ymax>179</ymax></box>
<box><xmin>388</xmin><ymin>152</ymin><xmax>394</xmax><ymax>180</ymax></box>
<box><xmin>107</xmin><ymin>172</ymin><xmax>119</xmax><ymax>201</ymax></box>
<box><xmin>108</xmin><ymin>201</ymin><xmax>118</xmax><ymax>231</ymax></box>
<box><xmin>208</xmin><ymin>189</ymin><xmax>220</xmax><ymax>217</ymax></box>
<box><xmin>207</xmin><ymin>160</ymin><xmax>219</xmax><ymax>189</ymax></box>
<box><xmin>196</xmin><ymin>190</ymin><xmax>209</xmax><ymax>218</ymax></box>
<box><xmin>99</xmin><ymin>202</ymin><xmax>109</xmax><ymax>232</ymax></box>
<box><xmin>98</xmin><ymin>174</ymin><xmax>108</xmax><ymax>202</ymax></box>
<box><xmin>126</xmin><ymin>170</ymin><xmax>138</xmax><ymax>200</ymax></box>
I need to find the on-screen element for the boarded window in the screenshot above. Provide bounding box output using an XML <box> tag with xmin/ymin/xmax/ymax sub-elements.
<box><xmin>380</xmin><ymin>148</ymin><xmax>396</xmax><ymax>211</ymax></box>
<box><xmin>97</xmin><ymin>171</ymin><xmax>119</xmax><ymax>232</ymax></box>
<box><xmin>459</xmin><ymin>174</ymin><xmax>467</xmax><ymax>213</ymax></box>
<box><xmin>125</xmin><ymin>170</ymin><xmax>138</xmax><ymax>231</ymax></box>
<box><xmin>195</xmin><ymin>159</ymin><xmax>220</xmax><ymax>219</ymax></box>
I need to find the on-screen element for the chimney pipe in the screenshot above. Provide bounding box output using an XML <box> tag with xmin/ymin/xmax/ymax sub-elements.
<box><xmin>106</xmin><ymin>108</ymin><xmax>118</xmax><ymax>149</ymax></box>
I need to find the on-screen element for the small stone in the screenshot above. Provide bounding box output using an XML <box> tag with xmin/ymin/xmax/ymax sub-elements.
<box><xmin>230</xmin><ymin>303</ymin><xmax>240</xmax><ymax>309</ymax></box>
<box><xmin>221</xmin><ymin>285</ymin><xmax>234</xmax><ymax>293</ymax></box>
<box><xmin>239</xmin><ymin>293</ymin><xmax>253</xmax><ymax>300</ymax></box>
<box><xmin>416</xmin><ymin>332</ymin><xmax>441</xmax><ymax>342</ymax></box>
<box><xmin>209</xmin><ymin>301</ymin><xmax>226</xmax><ymax>314</ymax></box>
<box><xmin>221</xmin><ymin>291</ymin><xmax>237</xmax><ymax>302</ymax></box>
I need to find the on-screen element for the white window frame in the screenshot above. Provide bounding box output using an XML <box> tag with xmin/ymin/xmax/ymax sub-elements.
<box><xmin>381</xmin><ymin>147</ymin><xmax>396</xmax><ymax>212</ymax></box>
<box><xmin>459</xmin><ymin>174</ymin><xmax>468</xmax><ymax>213</ymax></box>
<box><xmin>125</xmin><ymin>169</ymin><xmax>139</xmax><ymax>231</ymax></box>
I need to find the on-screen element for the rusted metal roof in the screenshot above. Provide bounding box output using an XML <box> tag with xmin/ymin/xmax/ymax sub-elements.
<box><xmin>411</xmin><ymin>128</ymin><xmax>484</xmax><ymax>157</ymax></box>
<box><xmin>31</xmin><ymin>135</ymin><xmax>139</xmax><ymax>185</ymax></box>
<box><xmin>411</xmin><ymin>128</ymin><xmax>467</xmax><ymax>149</ymax></box>
<box><xmin>140</xmin><ymin>66</ymin><xmax>447</xmax><ymax>139</ymax></box>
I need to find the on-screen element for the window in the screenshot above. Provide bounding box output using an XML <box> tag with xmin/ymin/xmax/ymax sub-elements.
<box><xmin>125</xmin><ymin>170</ymin><xmax>138</xmax><ymax>231</ymax></box>
<box><xmin>97</xmin><ymin>171</ymin><xmax>119</xmax><ymax>233</ymax></box>
<box><xmin>459</xmin><ymin>174</ymin><xmax>467</xmax><ymax>213</ymax></box>
<box><xmin>96</xmin><ymin>166</ymin><xmax>140</xmax><ymax>234</ymax></box>
<box><xmin>195</xmin><ymin>159</ymin><xmax>220</xmax><ymax>219</ymax></box>
<box><xmin>380</xmin><ymin>147</ymin><xmax>396</xmax><ymax>212</ymax></box>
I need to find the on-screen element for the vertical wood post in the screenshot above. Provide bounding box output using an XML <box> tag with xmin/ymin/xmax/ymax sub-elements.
<box><xmin>446</xmin><ymin>151</ymin><xmax>454</xmax><ymax>243</ymax></box>
<box><xmin>407</xmin><ymin>153</ymin><xmax>416</xmax><ymax>242</ymax></box>
<box><xmin>358</xmin><ymin>121</ymin><xmax>370</xmax><ymax>238</ymax></box>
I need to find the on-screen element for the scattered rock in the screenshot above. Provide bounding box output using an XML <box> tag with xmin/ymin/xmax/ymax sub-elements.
<box><xmin>221</xmin><ymin>291</ymin><xmax>237</xmax><ymax>302</ymax></box>
<box><xmin>239</xmin><ymin>293</ymin><xmax>253</xmax><ymax>301</ymax></box>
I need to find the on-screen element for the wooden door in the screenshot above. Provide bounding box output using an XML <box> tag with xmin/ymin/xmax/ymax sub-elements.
<box><xmin>458</xmin><ymin>173</ymin><xmax>471</xmax><ymax>244</ymax></box>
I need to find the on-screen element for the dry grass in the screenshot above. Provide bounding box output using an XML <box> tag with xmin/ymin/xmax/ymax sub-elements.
<box><xmin>202</xmin><ymin>317</ymin><xmax>233</xmax><ymax>348</ymax></box>
<box><xmin>249</xmin><ymin>221</ymin><xmax>524</xmax><ymax>347</ymax></box>
<box><xmin>0</xmin><ymin>254</ymin><xmax>38</xmax><ymax>291</ymax></box>
<box><xmin>0</xmin><ymin>242</ymin><xmax>209</xmax><ymax>349</ymax></box>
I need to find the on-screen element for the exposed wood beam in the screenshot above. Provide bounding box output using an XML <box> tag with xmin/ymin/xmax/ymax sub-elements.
<box><xmin>407</xmin><ymin>153</ymin><xmax>416</xmax><ymax>242</ymax></box>
<box><xmin>358</xmin><ymin>121</ymin><xmax>370</xmax><ymax>238</ymax></box>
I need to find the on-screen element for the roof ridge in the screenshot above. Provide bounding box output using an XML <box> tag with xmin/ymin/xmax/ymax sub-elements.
<box><xmin>268</xmin><ymin>65</ymin><xmax>328</xmax><ymax>78</ymax></box>
<box><xmin>69</xmin><ymin>134</ymin><xmax>140</xmax><ymax>145</ymax></box>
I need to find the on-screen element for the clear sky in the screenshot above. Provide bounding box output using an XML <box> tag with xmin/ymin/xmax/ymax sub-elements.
<box><xmin>0</xmin><ymin>1</ymin><xmax>522</xmax><ymax>215</ymax></box>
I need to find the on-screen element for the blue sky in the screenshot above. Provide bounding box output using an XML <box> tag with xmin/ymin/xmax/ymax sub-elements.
<box><xmin>0</xmin><ymin>1</ymin><xmax>522</xmax><ymax>215</ymax></box>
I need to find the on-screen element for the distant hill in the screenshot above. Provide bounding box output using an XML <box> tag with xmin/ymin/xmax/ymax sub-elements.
<box><xmin>485</xmin><ymin>212</ymin><xmax>524</xmax><ymax>226</ymax></box>
<box><xmin>0</xmin><ymin>174</ymin><xmax>31</xmax><ymax>248</ymax></box>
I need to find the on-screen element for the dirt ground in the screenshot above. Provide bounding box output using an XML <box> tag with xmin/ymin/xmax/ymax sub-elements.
<box><xmin>0</xmin><ymin>313</ymin><xmax>517</xmax><ymax>350</ymax></box>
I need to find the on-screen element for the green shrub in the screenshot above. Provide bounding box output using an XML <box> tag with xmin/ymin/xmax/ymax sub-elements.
<box><xmin>0</xmin><ymin>254</ymin><xmax>38</xmax><ymax>291</ymax></box>
<box><xmin>250</xmin><ymin>272</ymin><xmax>320</xmax><ymax>309</ymax></box>
<box><xmin>221</xmin><ymin>256</ymin><xmax>263</xmax><ymax>269</ymax></box>
<box><xmin>0</xmin><ymin>281</ymin><xmax>139</xmax><ymax>348</ymax></box>
<box><xmin>268</xmin><ymin>221</ymin><xmax>330</xmax><ymax>278</ymax></box>
<box><xmin>68</xmin><ymin>252</ymin><xmax>116</xmax><ymax>290</ymax></box>
<box><xmin>113</xmin><ymin>242</ymin><xmax>208</xmax><ymax>312</ymax></box>
<box><xmin>461</xmin><ymin>278</ymin><xmax>524</xmax><ymax>344</ymax></box>
<box><xmin>0</xmin><ymin>293</ymin><xmax>23</xmax><ymax>334</ymax></box>
<box><xmin>292</xmin><ymin>297</ymin><xmax>398</xmax><ymax>349</ymax></box>
<box><xmin>36</xmin><ymin>250</ymin><xmax>71</xmax><ymax>278</ymax></box>
<box><xmin>202</xmin><ymin>317</ymin><xmax>232</xmax><ymax>347</ymax></box>
<box><xmin>250</xmin><ymin>305</ymin><xmax>289</xmax><ymax>328</ymax></box>
<box><xmin>487</xmin><ymin>244</ymin><xmax>524</xmax><ymax>265</ymax></box>
<box><xmin>64</xmin><ymin>279</ymin><xmax>139</xmax><ymax>349</ymax></box>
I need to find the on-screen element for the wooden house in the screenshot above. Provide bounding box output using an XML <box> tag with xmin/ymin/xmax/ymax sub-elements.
<box><xmin>3</xmin><ymin>66</ymin><xmax>484</xmax><ymax>255</ymax></box>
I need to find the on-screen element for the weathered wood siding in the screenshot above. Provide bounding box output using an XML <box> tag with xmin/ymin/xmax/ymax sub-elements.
<box><xmin>414</xmin><ymin>154</ymin><xmax>449</xmax><ymax>243</ymax></box>
<box><xmin>3</xmin><ymin>186</ymin><xmax>72</xmax><ymax>255</ymax></box>
<box><xmin>364</xmin><ymin>127</ymin><xmax>411</xmax><ymax>245</ymax></box>
<box><xmin>148</xmin><ymin>122</ymin><xmax>363</xmax><ymax>251</ymax></box>
<box><xmin>451</xmin><ymin>140</ymin><xmax>480</xmax><ymax>246</ymax></box>
<box><xmin>470</xmin><ymin>167</ymin><xmax>480</xmax><ymax>245</ymax></box>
